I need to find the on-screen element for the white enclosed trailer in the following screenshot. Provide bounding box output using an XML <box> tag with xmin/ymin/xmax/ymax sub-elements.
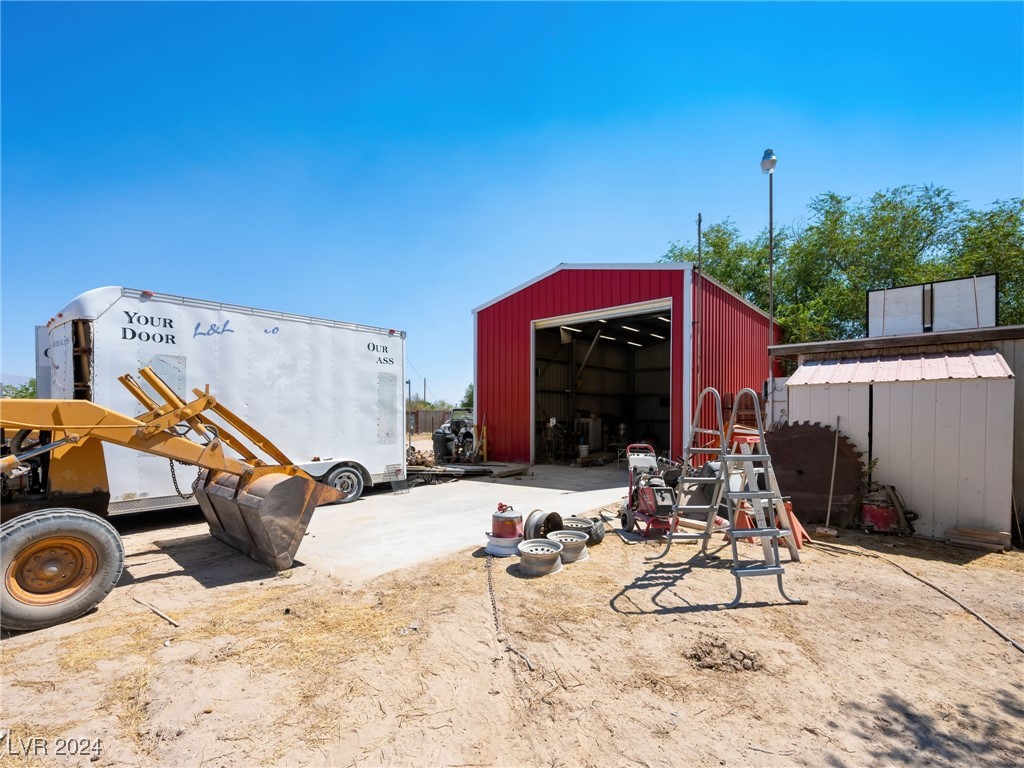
<box><xmin>41</xmin><ymin>287</ymin><xmax>406</xmax><ymax>513</ymax></box>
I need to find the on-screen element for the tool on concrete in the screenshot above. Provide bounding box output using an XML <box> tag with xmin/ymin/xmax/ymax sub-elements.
<box><xmin>1</xmin><ymin>368</ymin><xmax>341</xmax><ymax>631</ymax></box>
<box><xmin>817</xmin><ymin>416</ymin><xmax>841</xmax><ymax>538</ymax></box>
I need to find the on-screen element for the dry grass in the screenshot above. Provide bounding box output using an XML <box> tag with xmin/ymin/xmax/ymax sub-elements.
<box><xmin>0</xmin><ymin>720</ymin><xmax>83</xmax><ymax>768</ymax></box>
<box><xmin>57</xmin><ymin>613</ymin><xmax>159</xmax><ymax>674</ymax></box>
<box><xmin>100</xmin><ymin>665</ymin><xmax>153</xmax><ymax>750</ymax></box>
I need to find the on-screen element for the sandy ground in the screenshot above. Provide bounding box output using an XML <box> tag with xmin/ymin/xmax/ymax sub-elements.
<box><xmin>1</xmin><ymin>504</ymin><xmax>1022</xmax><ymax>768</ymax></box>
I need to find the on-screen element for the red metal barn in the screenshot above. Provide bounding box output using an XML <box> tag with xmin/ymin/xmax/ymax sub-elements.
<box><xmin>473</xmin><ymin>264</ymin><xmax>776</xmax><ymax>464</ymax></box>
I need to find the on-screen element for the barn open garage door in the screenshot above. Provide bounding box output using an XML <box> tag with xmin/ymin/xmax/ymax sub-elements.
<box><xmin>533</xmin><ymin>303</ymin><xmax>672</xmax><ymax>463</ymax></box>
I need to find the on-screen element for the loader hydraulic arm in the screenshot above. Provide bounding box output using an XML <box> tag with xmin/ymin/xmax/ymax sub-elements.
<box><xmin>1</xmin><ymin>398</ymin><xmax>250</xmax><ymax>475</ymax></box>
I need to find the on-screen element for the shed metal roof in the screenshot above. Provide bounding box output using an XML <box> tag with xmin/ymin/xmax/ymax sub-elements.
<box><xmin>787</xmin><ymin>350</ymin><xmax>1014</xmax><ymax>386</ymax></box>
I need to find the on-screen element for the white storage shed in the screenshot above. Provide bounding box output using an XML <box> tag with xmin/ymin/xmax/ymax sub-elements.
<box><xmin>771</xmin><ymin>325</ymin><xmax>1024</xmax><ymax>540</ymax></box>
<box><xmin>785</xmin><ymin>350</ymin><xmax>1014</xmax><ymax>538</ymax></box>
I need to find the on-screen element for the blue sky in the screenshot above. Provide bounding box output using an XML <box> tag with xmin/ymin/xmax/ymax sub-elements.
<box><xmin>3</xmin><ymin>1</ymin><xmax>1022</xmax><ymax>403</ymax></box>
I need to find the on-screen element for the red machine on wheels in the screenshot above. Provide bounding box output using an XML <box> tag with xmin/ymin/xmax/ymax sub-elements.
<box><xmin>619</xmin><ymin>444</ymin><xmax>684</xmax><ymax>537</ymax></box>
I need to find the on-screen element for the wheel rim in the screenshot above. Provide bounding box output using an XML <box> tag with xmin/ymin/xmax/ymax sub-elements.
<box><xmin>5</xmin><ymin>536</ymin><xmax>98</xmax><ymax>606</ymax></box>
<box><xmin>331</xmin><ymin>471</ymin><xmax>359</xmax><ymax>500</ymax></box>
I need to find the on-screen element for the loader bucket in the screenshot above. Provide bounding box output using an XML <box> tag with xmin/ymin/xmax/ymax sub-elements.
<box><xmin>194</xmin><ymin>467</ymin><xmax>343</xmax><ymax>570</ymax></box>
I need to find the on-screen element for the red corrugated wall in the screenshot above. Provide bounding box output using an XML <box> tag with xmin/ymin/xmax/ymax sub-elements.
<box><xmin>691</xmin><ymin>276</ymin><xmax>777</xmax><ymax>444</ymax></box>
<box><xmin>475</xmin><ymin>266</ymin><xmax>773</xmax><ymax>464</ymax></box>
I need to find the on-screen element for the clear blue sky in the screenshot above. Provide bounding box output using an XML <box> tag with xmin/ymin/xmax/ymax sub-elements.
<box><xmin>3</xmin><ymin>1</ymin><xmax>1022</xmax><ymax>403</ymax></box>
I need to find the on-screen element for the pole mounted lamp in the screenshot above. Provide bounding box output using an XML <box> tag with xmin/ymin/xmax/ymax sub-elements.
<box><xmin>761</xmin><ymin>148</ymin><xmax>777</xmax><ymax>417</ymax></box>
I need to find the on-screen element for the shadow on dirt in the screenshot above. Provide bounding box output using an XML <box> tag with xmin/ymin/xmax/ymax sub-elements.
<box><xmin>118</xmin><ymin>533</ymin><xmax>276</xmax><ymax>589</ymax></box>
<box><xmin>826</xmin><ymin>689</ymin><xmax>1024</xmax><ymax>767</ymax></box>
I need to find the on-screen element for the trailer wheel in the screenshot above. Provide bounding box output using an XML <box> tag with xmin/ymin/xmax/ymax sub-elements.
<box><xmin>323</xmin><ymin>466</ymin><xmax>364</xmax><ymax>504</ymax></box>
<box><xmin>1</xmin><ymin>509</ymin><xmax>125</xmax><ymax>632</ymax></box>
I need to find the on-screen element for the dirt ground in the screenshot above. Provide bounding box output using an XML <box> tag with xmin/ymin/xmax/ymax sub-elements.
<box><xmin>1</xmin><ymin>505</ymin><xmax>1022</xmax><ymax>768</ymax></box>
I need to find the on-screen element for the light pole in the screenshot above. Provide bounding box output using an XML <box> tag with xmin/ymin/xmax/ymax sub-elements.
<box><xmin>760</xmin><ymin>148</ymin><xmax>777</xmax><ymax>418</ymax></box>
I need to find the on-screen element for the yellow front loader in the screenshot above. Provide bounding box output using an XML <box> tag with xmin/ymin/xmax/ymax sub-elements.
<box><xmin>0</xmin><ymin>367</ymin><xmax>342</xmax><ymax>631</ymax></box>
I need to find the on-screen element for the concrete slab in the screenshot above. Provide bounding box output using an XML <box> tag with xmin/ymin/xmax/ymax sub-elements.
<box><xmin>298</xmin><ymin>463</ymin><xmax>627</xmax><ymax>586</ymax></box>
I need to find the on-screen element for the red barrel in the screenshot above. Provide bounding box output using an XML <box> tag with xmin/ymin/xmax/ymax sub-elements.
<box><xmin>492</xmin><ymin>508</ymin><xmax>524</xmax><ymax>538</ymax></box>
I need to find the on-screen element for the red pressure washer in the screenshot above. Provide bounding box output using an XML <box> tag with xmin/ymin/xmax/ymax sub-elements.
<box><xmin>619</xmin><ymin>444</ymin><xmax>684</xmax><ymax>537</ymax></box>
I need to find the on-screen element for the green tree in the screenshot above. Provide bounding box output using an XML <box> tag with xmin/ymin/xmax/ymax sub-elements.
<box><xmin>664</xmin><ymin>220</ymin><xmax>792</xmax><ymax>310</ymax></box>
<box><xmin>459</xmin><ymin>383</ymin><xmax>474</xmax><ymax>408</ymax></box>
<box><xmin>2</xmin><ymin>378</ymin><xmax>36</xmax><ymax>398</ymax></box>
<box><xmin>948</xmin><ymin>198</ymin><xmax>1024</xmax><ymax>326</ymax></box>
<box><xmin>663</xmin><ymin>186</ymin><xmax>1023</xmax><ymax>344</ymax></box>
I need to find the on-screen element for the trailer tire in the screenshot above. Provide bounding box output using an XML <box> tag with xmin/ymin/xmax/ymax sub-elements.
<box><xmin>1</xmin><ymin>509</ymin><xmax>125</xmax><ymax>632</ymax></box>
<box><xmin>323</xmin><ymin>466</ymin><xmax>365</xmax><ymax>504</ymax></box>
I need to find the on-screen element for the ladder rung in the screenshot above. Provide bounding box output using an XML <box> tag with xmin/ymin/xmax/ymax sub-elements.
<box><xmin>733</xmin><ymin>565</ymin><xmax>785</xmax><ymax>577</ymax></box>
<box><xmin>673</xmin><ymin>504</ymin><xmax>718</xmax><ymax>513</ymax></box>
<box><xmin>690</xmin><ymin>447</ymin><xmax>724</xmax><ymax>454</ymax></box>
<box><xmin>725</xmin><ymin>454</ymin><xmax>772</xmax><ymax>462</ymax></box>
<box><xmin>724</xmin><ymin>491</ymin><xmax>779</xmax><ymax>500</ymax></box>
<box><xmin>729</xmin><ymin>527</ymin><xmax>781</xmax><ymax>538</ymax></box>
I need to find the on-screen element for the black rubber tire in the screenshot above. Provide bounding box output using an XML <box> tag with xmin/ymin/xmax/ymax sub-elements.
<box><xmin>524</xmin><ymin>509</ymin><xmax>563</xmax><ymax>540</ymax></box>
<box><xmin>0</xmin><ymin>508</ymin><xmax>125</xmax><ymax>632</ymax></box>
<box><xmin>620</xmin><ymin>508</ymin><xmax>636</xmax><ymax>532</ymax></box>
<box><xmin>323</xmin><ymin>465</ymin><xmax>365</xmax><ymax>504</ymax></box>
<box><xmin>587</xmin><ymin>517</ymin><xmax>606</xmax><ymax>545</ymax></box>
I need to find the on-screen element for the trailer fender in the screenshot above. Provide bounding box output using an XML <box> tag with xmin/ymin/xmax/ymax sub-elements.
<box><xmin>321</xmin><ymin>463</ymin><xmax>370</xmax><ymax>504</ymax></box>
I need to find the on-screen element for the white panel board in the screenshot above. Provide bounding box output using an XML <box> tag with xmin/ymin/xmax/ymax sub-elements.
<box><xmin>982</xmin><ymin>379</ymin><xmax>1014</xmax><ymax>531</ymax></box>
<box><xmin>872</xmin><ymin>385</ymin><xmax>893</xmax><ymax>485</ymax></box>
<box><xmin>932</xmin><ymin>275</ymin><xmax>997</xmax><ymax>332</ymax></box>
<box><xmin>867</xmin><ymin>276</ymin><xmax>997</xmax><ymax>337</ymax></box>
<box><xmin>992</xmin><ymin>338</ymin><xmax>1024</xmax><ymax>515</ymax></box>
<box><xmin>930</xmin><ymin>382</ymin><xmax>962</xmax><ymax>538</ymax></box>
<box><xmin>957</xmin><ymin>380</ymin><xmax>988</xmax><ymax>530</ymax></box>
<box><xmin>788</xmin><ymin>385</ymin><xmax>811</xmax><ymax>424</ymax></box>
<box><xmin>908</xmin><ymin>381</ymin><xmax>937</xmax><ymax>536</ymax></box>
<box><xmin>868</xmin><ymin>286</ymin><xmax>923</xmax><ymax>337</ymax></box>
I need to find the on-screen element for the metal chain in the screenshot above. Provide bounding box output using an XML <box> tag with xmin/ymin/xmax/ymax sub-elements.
<box><xmin>485</xmin><ymin>555</ymin><xmax>503</xmax><ymax>639</ymax></box>
<box><xmin>168</xmin><ymin>459</ymin><xmax>199</xmax><ymax>500</ymax></box>
<box><xmin>486</xmin><ymin>554</ymin><xmax>536</xmax><ymax>671</ymax></box>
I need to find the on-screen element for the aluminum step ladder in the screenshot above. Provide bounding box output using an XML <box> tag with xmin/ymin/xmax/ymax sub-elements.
<box><xmin>647</xmin><ymin>387</ymin><xmax>730</xmax><ymax>561</ymax></box>
<box><xmin>721</xmin><ymin>388</ymin><xmax>806</xmax><ymax>608</ymax></box>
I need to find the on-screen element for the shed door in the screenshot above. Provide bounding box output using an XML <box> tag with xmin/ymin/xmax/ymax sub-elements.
<box><xmin>872</xmin><ymin>379</ymin><xmax>1014</xmax><ymax>537</ymax></box>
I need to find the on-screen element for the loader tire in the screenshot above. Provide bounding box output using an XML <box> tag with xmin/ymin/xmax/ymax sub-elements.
<box><xmin>1</xmin><ymin>509</ymin><xmax>125</xmax><ymax>632</ymax></box>
<box><xmin>323</xmin><ymin>466</ymin><xmax>364</xmax><ymax>504</ymax></box>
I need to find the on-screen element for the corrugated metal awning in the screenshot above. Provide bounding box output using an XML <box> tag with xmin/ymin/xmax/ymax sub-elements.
<box><xmin>788</xmin><ymin>349</ymin><xmax>1014</xmax><ymax>386</ymax></box>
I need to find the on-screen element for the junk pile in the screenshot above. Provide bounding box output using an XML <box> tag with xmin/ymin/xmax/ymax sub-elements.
<box><xmin>484</xmin><ymin>503</ymin><xmax>604</xmax><ymax>576</ymax></box>
<box><xmin>859</xmin><ymin>484</ymin><xmax>917</xmax><ymax>536</ymax></box>
<box><xmin>406</xmin><ymin>446</ymin><xmax>435</xmax><ymax>467</ymax></box>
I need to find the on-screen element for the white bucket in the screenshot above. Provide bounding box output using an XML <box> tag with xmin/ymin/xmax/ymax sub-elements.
<box><xmin>579</xmin><ymin>445</ymin><xmax>590</xmax><ymax>458</ymax></box>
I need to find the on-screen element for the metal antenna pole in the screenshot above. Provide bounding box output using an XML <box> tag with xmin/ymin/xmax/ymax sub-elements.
<box><xmin>695</xmin><ymin>212</ymin><xmax>703</xmax><ymax>397</ymax></box>
<box><xmin>768</xmin><ymin>171</ymin><xmax>775</xmax><ymax>418</ymax></box>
